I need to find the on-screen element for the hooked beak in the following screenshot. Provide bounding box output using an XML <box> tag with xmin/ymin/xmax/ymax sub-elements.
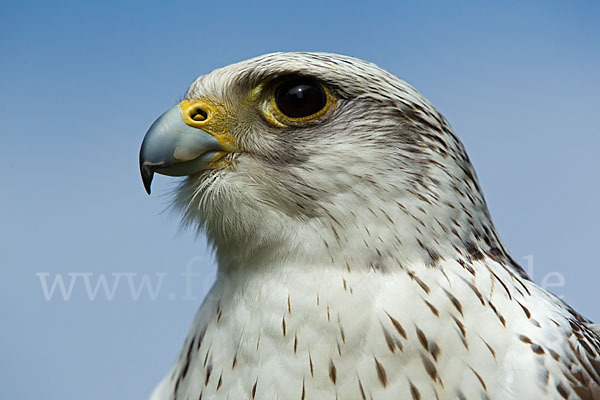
<box><xmin>139</xmin><ymin>101</ymin><xmax>225</xmax><ymax>194</ymax></box>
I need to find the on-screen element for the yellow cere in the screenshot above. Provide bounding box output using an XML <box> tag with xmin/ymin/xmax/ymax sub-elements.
<box><xmin>179</xmin><ymin>99</ymin><xmax>239</xmax><ymax>152</ymax></box>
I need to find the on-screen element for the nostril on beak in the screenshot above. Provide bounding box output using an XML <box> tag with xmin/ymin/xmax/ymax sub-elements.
<box><xmin>188</xmin><ymin>105</ymin><xmax>208</xmax><ymax>122</ymax></box>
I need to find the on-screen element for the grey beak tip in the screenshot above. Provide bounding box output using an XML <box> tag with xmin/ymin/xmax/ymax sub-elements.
<box><xmin>140</xmin><ymin>163</ymin><xmax>155</xmax><ymax>195</ymax></box>
<box><xmin>143</xmin><ymin>179</ymin><xmax>152</xmax><ymax>195</ymax></box>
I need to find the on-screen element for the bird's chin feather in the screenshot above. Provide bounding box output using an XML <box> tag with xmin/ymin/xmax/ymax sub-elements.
<box><xmin>172</xmin><ymin>164</ymin><xmax>308</xmax><ymax>263</ymax></box>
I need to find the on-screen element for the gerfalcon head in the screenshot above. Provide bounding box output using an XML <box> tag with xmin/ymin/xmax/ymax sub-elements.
<box><xmin>140</xmin><ymin>52</ymin><xmax>520</xmax><ymax>274</ymax></box>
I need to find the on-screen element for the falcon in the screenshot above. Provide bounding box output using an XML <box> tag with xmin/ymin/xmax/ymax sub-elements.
<box><xmin>139</xmin><ymin>52</ymin><xmax>600</xmax><ymax>399</ymax></box>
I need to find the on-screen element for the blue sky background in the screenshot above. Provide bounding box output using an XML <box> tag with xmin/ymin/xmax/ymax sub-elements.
<box><xmin>1</xmin><ymin>1</ymin><xmax>599</xmax><ymax>399</ymax></box>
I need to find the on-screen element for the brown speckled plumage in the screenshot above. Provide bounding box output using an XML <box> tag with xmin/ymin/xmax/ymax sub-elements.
<box><xmin>140</xmin><ymin>52</ymin><xmax>600</xmax><ymax>399</ymax></box>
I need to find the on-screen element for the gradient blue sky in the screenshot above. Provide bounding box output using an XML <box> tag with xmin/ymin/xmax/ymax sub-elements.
<box><xmin>1</xmin><ymin>1</ymin><xmax>599</xmax><ymax>399</ymax></box>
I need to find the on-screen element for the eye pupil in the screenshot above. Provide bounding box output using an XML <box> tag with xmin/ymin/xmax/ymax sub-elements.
<box><xmin>275</xmin><ymin>78</ymin><xmax>327</xmax><ymax>118</ymax></box>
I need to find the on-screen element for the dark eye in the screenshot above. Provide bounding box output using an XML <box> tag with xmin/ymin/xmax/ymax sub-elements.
<box><xmin>275</xmin><ymin>78</ymin><xmax>327</xmax><ymax>119</ymax></box>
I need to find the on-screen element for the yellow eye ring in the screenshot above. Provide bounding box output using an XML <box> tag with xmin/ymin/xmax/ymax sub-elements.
<box><xmin>265</xmin><ymin>78</ymin><xmax>335</xmax><ymax>126</ymax></box>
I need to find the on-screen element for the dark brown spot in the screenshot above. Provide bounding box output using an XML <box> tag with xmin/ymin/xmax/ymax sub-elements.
<box><xmin>490</xmin><ymin>270</ymin><xmax>513</xmax><ymax>300</ymax></box>
<box><xmin>488</xmin><ymin>301</ymin><xmax>507</xmax><ymax>327</ymax></box>
<box><xmin>543</xmin><ymin>369</ymin><xmax>550</xmax><ymax>384</ymax></box>
<box><xmin>531</xmin><ymin>344</ymin><xmax>545</xmax><ymax>355</ymax></box>
<box><xmin>381</xmin><ymin>208</ymin><xmax>394</xmax><ymax>224</ymax></box>
<box><xmin>173</xmin><ymin>375</ymin><xmax>181</xmax><ymax>396</ymax></box>
<box><xmin>453</xmin><ymin>316</ymin><xmax>466</xmax><ymax>338</ymax></box>
<box><xmin>251</xmin><ymin>379</ymin><xmax>258</xmax><ymax>399</ymax></box>
<box><xmin>309</xmin><ymin>353</ymin><xmax>314</xmax><ymax>377</ymax></box>
<box><xmin>556</xmin><ymin>382</ymin><xmax>570</xmax><ymax>399</ymax></box>
<box><xmin>519</xmin><ymin>335</ymin><xmax>533</xmax><ymax>344</ymax></box>
<box><xmin>461</xmin><ymin>278</ymin><xmax>485</xmax><ymax>305</ymax></box>
<box><xmin>294</xmin><ymin>334</ymin><xmax>298</xmax><ymax>354</ymax></box>
<box><xmin>301</xmin><ymin>380</ymin><xmax>305</xmax><ymax>400</ymax></box>
<box><xmin>457</xmin><ymin>258</ymin><xmax>476</xmax><ymax>275</ymax></box>
<box><xmin>423</xmin><ymin>246</ymin><xmax>441</xmax><ymax>266</ymax></box>
<box><xmin>386</xmin><ymin>312</ymin><xmax>407</xmax><ymax>339</ymax></box>
<box><xmin>444</xmin><ymin>289</ymin><xmax>463</xmax><ymax>316</ymax></box>
<box><xmin>288</xmin><ymin>295</ymin><xmax>291</xmax><ymax>313</ymax></box>
<box><xmin>329</xmin><ymin>360</ymin><xmax>337</xmax><ymax>384</ymax></box>
<box><xmin>358</xmin><ymin>378</ymin><xmax>367</xmax><ymax>400</ymax></box>
<box><xmin>481</xmin><ymin>338</ymin><xmax>497</xmax><ymax>360</ymax></box>
<box><xmin>518</xmin><ymin>302</ymin><xmax>531</xmax><ymax>319</ymax></box>
<box><xmin>381</xmin><ymin>325</ymin><xmax>397</xmax><ymax>353</ymax></box>
<box><xmin>424</xmin><ymin>300</ymin><xmax>439</xmax><ymax>317</ymax></box>
<box><xmin>421</xmin><ymin>354</ymin><xmax>437</xmax><ymax>381</ymax></box>
<box><xmin>216</xmin><ymin>374</ymin><xmax>222</xmax><ymax>390</ymax></box>
<box><xmin>204</xmin><ymin>362</ymin><xmax>212</xmax><ymax>386</ymax></box>
<box><xmin>416</xmin><ymin>327</ymin><xmax>429</xmax><ymax>350</ymax></box>
<box><xmin>282</xmin><ymin>317</ymin><xmax>287</xmax><ymax>337</ymax></box>
<box><xmin>409</xmin><ymin>382</ymin><xmax>421</xmax><ymax>400</ymax></box>
<box><xmin>180</xmin><ymin>343</ymin><xmax>193</xmax><ymax>379</ymax></box>
<box><xmin>203</xmin><ymin>347</ymin><xmax>210</xmax><ymax>367</ymax></box>
<box><xmin>469</xmin><ymin>366</ymin><xmax>487</xmax><ymax>390</ymax></box>
<box><xmin>196</xmin><ymin>328</ymin><xmax>206</xmax><ymax>350</ymax></box>
<box><xmin>429</xmin><ymin>341</ymin><xmax>440</xmax><ymax>362</ymax></box>
<box><xmin>374</xmin><ymin>357</ymin><xmax>387</xmax><ymax>387</ymax></box>
<box><xmin>453</xmin><ymin>316</ymin><xmax>469</xmax><ymax>349</ymax></box>
<box><xmin>407</xmin><ymin>271</ymin><xmax>431</xmax><ymax>294</ymax></box>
